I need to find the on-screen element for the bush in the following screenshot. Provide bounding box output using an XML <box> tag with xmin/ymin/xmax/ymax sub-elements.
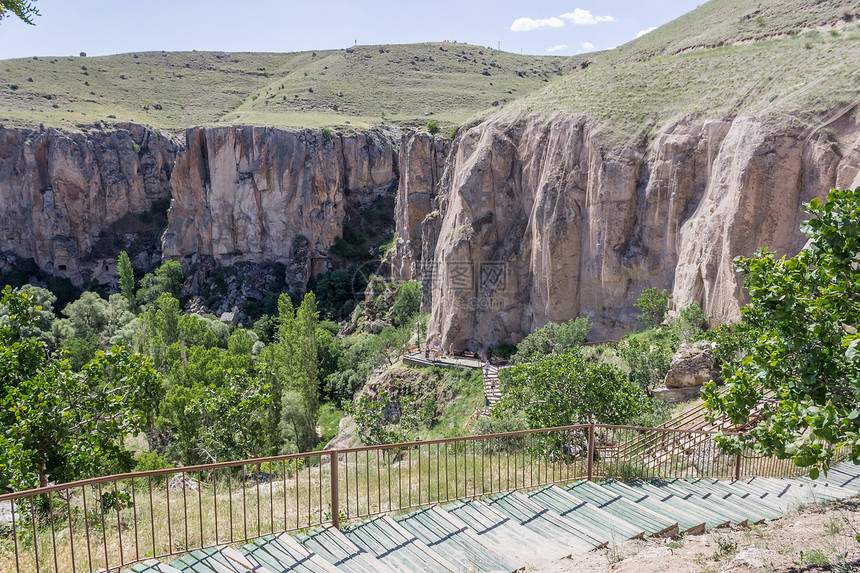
<box><xmin>512</xmin><ymin>317</ymin><xmax>592</xmax><ymax>363</ymax></box>
<box><xmin>322</xmin><ymin>127</ymin><xmax>332</xmax><ymax>141</ymax></box>
<box><xmin>635</xmin><ymin>287</ymin><xmax>672</xmax><ymax>328</ymax></box>
<box><xmin>426</xmin><ymin>120</ymin><xmax>439</xmax><ymax>134</ymax></box>
<box><xmin>391</xmin><ymin>281</ymin><xmax>421</xmax><ymax>327</ymax></box>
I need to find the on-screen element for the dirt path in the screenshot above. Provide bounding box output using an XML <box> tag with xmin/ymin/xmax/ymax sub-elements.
<box><xmin>525</xmin><ymin>499</ymin><xmax>860</xmax><ymax>573</ymax></box>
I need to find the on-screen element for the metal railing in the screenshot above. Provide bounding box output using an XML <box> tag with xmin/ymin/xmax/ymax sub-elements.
<box><xmin>0</xmin><ymin>424</ymin><xmax>828</xmax><ymax>573</ymax></box>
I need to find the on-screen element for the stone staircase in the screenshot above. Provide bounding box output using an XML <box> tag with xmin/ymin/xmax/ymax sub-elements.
<box><xmin>480</xmin><ymin>364</ymin><xmax>501</xmax><ymax>416</ymax></box>
<box><xmin>121</xmin><ymin>461</ymin><xmax>860</xmax><ymax>573</ymax></box>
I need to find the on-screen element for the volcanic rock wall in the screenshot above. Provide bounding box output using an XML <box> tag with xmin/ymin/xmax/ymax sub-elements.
<box><xmin>394</xmin><ymin>112</ymin><xmax>860</xmax><ymax>349</ymax></box>
<box><xmin>0</xmin><ymin>123</ymin><xmax>178</xmax><ymax>285</ymax></box>
<box><xmin>163</xmin><ymin>126</ymin><xmax>398</xmax><ymax>294</ymax></box>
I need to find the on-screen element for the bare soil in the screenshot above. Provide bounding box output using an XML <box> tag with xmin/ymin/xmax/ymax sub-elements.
<box><xmin>527</xmin><ymin>499</ymin><xmax>860</xmax><ymax>573</ymax></box>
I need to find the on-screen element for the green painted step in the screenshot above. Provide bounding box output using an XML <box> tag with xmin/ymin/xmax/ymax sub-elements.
<box><xmin>598</xmin><ymin>480</ymin><xmax>707</xmax><ymax>534</ymax></box>
<box><xmin>344</xmin><ymin>515</ymin><xmax>460</xmax><ymax>572</ymax></box>
<box><xmin>169</xmin><ymin>547</ymin><xmax>250</xmax><ymax>573</ymax></box>
<box><xmin>241</xmin><ymin>534</ymin><xmax>343</xmax><ymax>573</ymax></box>
<box><xmin>794</xmin><ymin>476</ymin><xmax>859</xmax><ymax>499</ymax></box>
<box><xmin>485</xmin><ymin>491</ymin><xmax>608</xmax><ymax>551</ymax></box>
<box><xmin>664</xmin><ymin>480</ymin><xmax>765</xmax><ymax>524</ymax></box>
<box><xmin>756</xmin><ymin>477</ymin><xmax>841</xmax><ymax>504</ymax></box>
<box><xmin>697</xmin><ymin>479</ymin><xmax>790</xmax><ymax>514</ymax></box>
<box><xmin>122</xmin><ymin>560</ymin><xmax>183</xmax><ymax>573</ymax></box>
<box><xmin>563</xmin><ymin>480</ymin><xmax>678</xmax><ymax>537</ymax></box>
<box><xmin>642</xmin><ymin>480</ymin><xmax>749</xmax><ymax>526</ymax></box>
<box><xmin>681</xmin><ymin>480</ymin><xmax>782</xmax><ymax>521</ymax></box>
<box><xmin>396</xmin><ymin>505</ymin><xmax>522</xmax><ymax>573</ymax></box>
<box><xmin>527</xmin><ymin>485</ymin><xmax>644</xmax><ymax>543</ymax></box>
<box><xmin>295</xmin><ymin>526</ymin><xmax>396</xmax><ymax>573</ymax></box>
<box><xmin>443</xmin><ymin>499</ymin><xmax>573</xmax><ymax>562</ymax></box>
<box><xmin>740</xmin><ymin>477</ymin><xmax>814</xmax><ymax>507</ymax></box>
<box><xmin>616</xmin><ymin>480</ymin><xmax>731</xmax><ymax>530</ymax></box>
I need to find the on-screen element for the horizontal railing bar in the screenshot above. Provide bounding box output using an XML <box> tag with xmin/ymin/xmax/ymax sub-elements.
<box><xmin>0</xmin><ymin>423</ymin><xmax>743</xmax><ymax>502</ymax></box>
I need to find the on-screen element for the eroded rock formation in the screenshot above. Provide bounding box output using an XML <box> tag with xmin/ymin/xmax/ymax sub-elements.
<box><xmin>164</xmin><ymin>126</ymin><xmax>398</xmax><ymax>294</ymax></box>
<box><xmin>0</xmin><ymin>123</ymin><xmax>178</xmax><ymax>285</ymax></box>
<box><xmin>395</xmin><ymin>112</ymin><xmax>860</xmax><ymax>349</ymax></box>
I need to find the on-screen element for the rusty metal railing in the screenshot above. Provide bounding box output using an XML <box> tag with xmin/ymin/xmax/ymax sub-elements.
<box><xmin>0</xmin><ymin>424</ymin><xmax>831</xmax><ymax>573</ymax></box>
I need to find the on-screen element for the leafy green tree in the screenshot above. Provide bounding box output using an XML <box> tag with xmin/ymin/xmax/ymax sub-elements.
<box><xmin>0</xmin><ymin>287</ymin><xmax>163</xmax><ymax>491</ymax></box>
<box><xmin>496</xmin><ymin>348</ymin><xmax>648</xmax><ymax>429</ymax></box>
<box><xmin>117</xmin><ymin>251</ymin><xmax>136</xmax><ymax>310</ymax></box>
<box><xmin>426</xmin><ymin>120</ymin><xmax>440</xmax><ymax>134</ymax></box>
<box><xmin>346</xmin><ymin>389</ymin><xmax>420</xmax><ymax>446</ymax></box>
<box><xmin>62</xmin><ymin>291</ymin><xmax>109</xmax><ymax>340</ymax></box>
<box><xmin>391</xmin><ymin>281</ymin><xmax>421</xmax><ymax>327</ymax></box>
<box><xmin>0</xmin><ymin>285</ymin><xmax>56</xmax><ymax>348</ymax></box>
<box><xmin>189</xmin><ymin>369</ymin><xmax>275</xmax><ymax>462</ymax></box>
<box><xmin>635</xmin><ymin>287</ymin><xmax>673</xmax><ymax>329</ymax></box>
<box><xmin>137</xmin><ymin>260</ymin><xmax>184</xmax><ymax>307</ymax></box>
<box><xmin>140</xmin><ymin>293</ymin><xmax>181</xmax><ymax>367</ymax></box>
<box><xmin>260</xmin><ymin>292</ymin><xmax>320</xmax><ymax>452</ymax></box>
<box><xmin>705</xmin><ymin>188</ymin><xmax>860</xmax><ymax>476</ymax></box>
<box><xmin>512</xmin><ymin>317</ymin><xmax>592</xmax><ymax>363</ymax></box>
<box><xmin>0</xmin><ymin>0</ymin><xmax>39</xmax><ymax>24</ymax></box>
<box><xmin>618</xmin><ymin>334</ymin><xmax>675</xmax><ymax>397</ymax></box>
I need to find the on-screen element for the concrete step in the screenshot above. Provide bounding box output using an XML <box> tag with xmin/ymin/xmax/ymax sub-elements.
<box><xmin>443</xmin><ymin>498</ymin><xmax>573</xmax><ymax>562</ymax></box>
<box><xmin>598</xmin><ymin>479</ymin><xmax>708</xmax><ymax>534</ymax></box>
<box><xmin>485</xmin><ymin>491</ymin><xmax>608</xmax><ymax>552</ymax></box>
<box><xmin>242</xmin><ymin>533</ymin><xmax>348</xmax><ymax>573</ymax></box>
<box><xmin>564</xmin><ymin>480</ymin><xmax>679</xmax><ymax>537</ymax></box>
<box><xmin>527</xmin><ymin>485</ymin><xmax>645</xmax><ymax>543</ymax></box>
<box><xmin>396</xmin><ymin>505</ymin><xmax>522</xmax><ymax>572</ymax></box>
<box><xmin>344</xmin><ymin>515</ymin><xmax>461</xmax><ymax>572</ymax></box>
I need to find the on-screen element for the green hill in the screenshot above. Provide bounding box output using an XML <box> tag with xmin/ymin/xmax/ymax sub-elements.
<box><xmin>508</xmin><ymin>0</ymin><xmax>860</xmax><ymax>145</ymax></box>
<box><xmin>0</xmin><ymin>43</ymin><xmax>577</xmax><ymax>132</ymax></box>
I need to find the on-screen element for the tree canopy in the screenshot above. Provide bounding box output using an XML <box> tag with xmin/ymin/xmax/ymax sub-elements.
<box><xmin>496</xmin><ymin>348</ymin><xmax>648</xmax><ymax>428</ymax></box>
<box><xmin>704</xmin><ymin>187</ymin><xmax>860</xmax><ymax>476</ymax></box>
<box><xmin>0</xmin><ymin>0</ymin><xmax>39</xmax><ymax>24</ymax></box>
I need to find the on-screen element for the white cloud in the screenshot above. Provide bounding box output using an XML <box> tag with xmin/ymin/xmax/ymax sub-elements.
<box><xmin>546</xmin><ymin>44</ymin><xmax>568</xmax><ymax>53</ymax></box>
<box><xmin>560</xmin><ymin>8</ymin><xmax>614</xmax><ymax>25</ymax></box>
<box><xmin>510</xmin><ymin>16</ymin><xmax>564</xmax><ymax>32</ymax></box>
<box><xmin>637</xmin><ymin>26</ymin><xmax>657</xmax><ymax>38</ymax></box>
<box><xmin>581</xmin><ymin>41</ymin><xmax>596</xmax><ymax>51</ymax></box>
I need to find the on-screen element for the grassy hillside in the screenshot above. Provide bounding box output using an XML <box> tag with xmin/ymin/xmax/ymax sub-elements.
<box><xmin>0</xmin><ymin>43</ymin><xmax>576</xmax><ymax>132</ymax></box>
<box><xmin>509</xmin><ymin>0</ymin><xmax>860</xmax><ymax>146</ymax></box>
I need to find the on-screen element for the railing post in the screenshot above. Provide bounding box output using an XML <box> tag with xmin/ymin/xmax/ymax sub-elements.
<box><xmin>587</xmin><ymin>425</ymin><xmax>595</xmax><ymax>481</ymax></box>
<box><xmin>330</xmin><ymin>450</ymin><xmax>339</xmax><ymax>529</ymax></box>
<box><xmin>734</xmin><ymin>451</ymin><xmax>742</xmax><ymax>481</ymax></box>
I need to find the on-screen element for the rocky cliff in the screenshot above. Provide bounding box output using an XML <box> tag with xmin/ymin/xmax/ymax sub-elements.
<box><xmin>163</xmin><ymin>126</ymin><xmax>398</xmax><ymax>296</ymax></box>
<box><xmin>0</xmin><ymin>123</ymin><xmax>178</xmax><ymax>286</ymax></box>
<box><xmin>396</xmin><ymin>111</ymin><xmax>860</xmax><ymax>349</ymax></box>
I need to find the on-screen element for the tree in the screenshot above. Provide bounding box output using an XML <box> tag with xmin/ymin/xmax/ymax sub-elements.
<box><xmin>391</xmin><ymin>281</ymin><xmax>421</xmax><ymax>327</ymax></box>
<box><xmin>704</xmin><ymin>188</ymin><xmax>860</xmax><ymax>476</ymax></box>
<box><xmin>0</xmin><ymin>287</ymin><xmax>163</xmax><ymax>491</ymax></box>
<box><xmin>137</xmin><ymin>260</ymin><xmax>184</xmax><ymax>307</ymax></box>
<box><xmin>635</xmin><ymin>287</ymin><xmax>672</xmax><ymax>328</ymax></box>
<box><xmin>512</xmin><ymin>317</ymin><xmax>592</xmax><ymax>364</ymax></box>
<box><xmin>346</xmin><ymin>389</ymin><xmax>420</xmax><ymax>446</ymax></box>
<box><xmin>0</xmin><ymin>0</ymin><xmax>39</xmax><ymax>24</ymax></box>
<box><xmin>118</xmin><ymin>251</ymin><xmax>136</xmax><ymax>310</ymax></box>
<box><xmin>495</xmin><ymin>348</ymin><xmax>648</xmax><ymax>429</ymax></box>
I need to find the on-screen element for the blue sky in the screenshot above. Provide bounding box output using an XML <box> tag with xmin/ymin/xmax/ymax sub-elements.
<box><xmin>0</xmin><ymin>1</ymin><xmax>705</xmax><ymax>60</ymax></box>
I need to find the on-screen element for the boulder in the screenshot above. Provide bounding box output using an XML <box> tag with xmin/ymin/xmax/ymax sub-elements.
<box><xmin>664</xmin><ymin>342</ymin><xmax>719</xmax><ymax>388</ymax></box>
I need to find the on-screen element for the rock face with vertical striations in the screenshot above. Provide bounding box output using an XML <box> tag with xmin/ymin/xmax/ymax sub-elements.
<box><xmin>0</xmin><ymin>123</ymin><xmax>179</xmax><ymax>285</ymax></box>
<box><xmin>395</xmin><ymin>111</ymin><xmax>860</xmax><ymax>350</ymax></box>
<box><xmin>162</xmin><ymin>125</ymin><xmax>398</xmax><ymax>294</ymax></box>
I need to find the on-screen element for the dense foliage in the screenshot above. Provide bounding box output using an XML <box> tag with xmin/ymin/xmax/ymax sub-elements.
<box><xmin>0</xmin><ymin>252</ymin><xmax>425</xmax><ymax>490</ymax></box>
<box><xmin>511</xmin><ymin>317</ymin><xmax>592</xmax><ymax>364</ymax></box>
<box><xmin>705</xmin><ymin>188</ymin><xmax>860</xmax><ymax>476</ymax></box>
<box><xmin>495</xmin><ymin>348</ymin><xmax>648</xmax><ymax>428</ymax></box>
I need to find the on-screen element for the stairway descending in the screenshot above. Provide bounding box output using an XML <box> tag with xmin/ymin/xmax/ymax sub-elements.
<box><xmin>480</xmin><ymin>364</ymin><xmax>501</xmax><ymax>416</ymax></box>
<box><xmin>126</xmin><ymin>460</ymin><xmax>860</xmax><ymax>573</ymax></box>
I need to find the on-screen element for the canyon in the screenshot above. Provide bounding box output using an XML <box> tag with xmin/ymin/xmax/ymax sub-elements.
<box><xmin>1</xmin><ymin>107</ymin><xmax>859</xmax><ymax>346</ymax></box>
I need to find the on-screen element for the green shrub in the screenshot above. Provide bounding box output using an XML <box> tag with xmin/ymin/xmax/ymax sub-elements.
<box><xmin>426</xmin><ymin>120</ymin><xmax>439</xmax><ymax>134</ymax></box>
<box><xmin>391</xmin><ymin>281</ymin><xmax>421</xmax><ymax>327</ymax></box>
<box><xmin>322</xmin><ymin>127</ymin><xmax>332</xmax><ymax>141</ymax></box>
<box><xmin>635</xmin><ymin>287</ymin><xmax>672</xmax><ymax>328</ymax></box>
